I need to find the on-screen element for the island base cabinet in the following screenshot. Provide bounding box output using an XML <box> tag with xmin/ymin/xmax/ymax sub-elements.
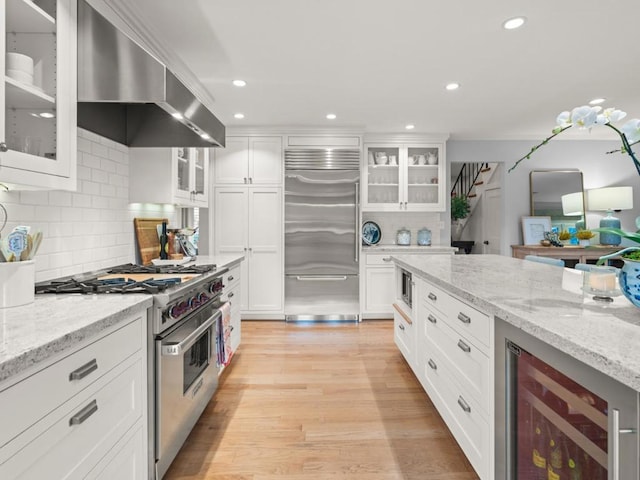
<box><xmin>0</xmin><ymin>355</ymin><xmax>143</xmax><ymax>479</ymax></box>
<box><xmin>89</xmin><ymin>424</ymin><xmax>145</xmax><ymax>480</ymax></box>
<box><xmin>393</xmin><ymin>302</ymin><xmax>415</xmax><ymax>370</ymax></box>
<box><xmin>421</xmin><ymin>345</ymin><xmax>490</xmax><ymax>479</ymax></box>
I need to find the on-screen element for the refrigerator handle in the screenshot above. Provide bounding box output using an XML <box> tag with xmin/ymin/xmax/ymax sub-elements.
<box><xmin>355</xmin><ymin>182</ymin><xmax>360</xmax><ymax>263</ymax></box>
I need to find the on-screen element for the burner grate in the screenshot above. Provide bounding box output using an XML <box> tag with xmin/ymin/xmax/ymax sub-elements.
<box><xmin>35</xmin><ymin>276</ymin><xmax>183</xmax><ymax>294</ymax></box>
<box><xmin>107</xmin><ymin>263</ymin><xmax>216</xmax><ymax>275</ymax></box>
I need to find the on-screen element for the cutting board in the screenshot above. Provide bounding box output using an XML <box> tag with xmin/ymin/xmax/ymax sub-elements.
<box><xmin>134</xmin><ymin>218</ymin><xmax>168</xmax><ymax>266</ymax></box>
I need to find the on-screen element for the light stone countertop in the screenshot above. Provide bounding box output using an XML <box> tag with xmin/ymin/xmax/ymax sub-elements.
<box><xmin>0</xmin><ymin>254</ymin><xmax>245</xmax><ymax>385</ymax></box>
<box><xmin>363</xmin><ymin>245</ymin><xmax>457</xmax><ymax>253</ymax></box>
<box><xmin>392</xmin><ymin>254</ymin><xmax>640</xmax><ymax>391</ymax></box>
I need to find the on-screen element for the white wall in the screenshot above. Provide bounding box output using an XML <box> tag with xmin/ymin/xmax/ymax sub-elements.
<box><xmin>0</xmin><ymin>129</ymin><xmax>179</xmax><ymax>282</ymax></box>
<box><xmin>448</xmin><ymin>139</ymin><xmax>640</xmax><ymax>255</ymax></box>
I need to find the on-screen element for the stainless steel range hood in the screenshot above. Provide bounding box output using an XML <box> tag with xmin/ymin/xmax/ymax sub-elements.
<box><xmin>77</xmin><ymin>0</ymin><xmax>225</xmax><ymax>147</ymax></box>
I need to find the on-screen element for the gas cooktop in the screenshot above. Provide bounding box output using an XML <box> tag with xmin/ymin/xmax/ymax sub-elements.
<box><xmin>35</xmin><ymin>263</ymin><xmax>217</xmax><ymax>295</ymax></box>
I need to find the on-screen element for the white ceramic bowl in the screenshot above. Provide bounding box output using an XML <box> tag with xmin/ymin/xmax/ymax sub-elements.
<box><xmin>6</xmin><ymin>69</ymin><xmax>34</xmax><ymax>85</ymax></box>
<box><xmin>374</xmin><ymin>155</ymin><xmax>388</xmax><ymax>165</ymax></box>
<box><xmin>6</xmin><ymin>52</ymin><xmax>34</xmax><ymax>75</ymax></box>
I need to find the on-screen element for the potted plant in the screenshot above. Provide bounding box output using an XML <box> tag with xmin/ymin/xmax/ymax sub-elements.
<box><xmin>595</xmin><ymin>227</ymin><xmax>640</xmax><ymax>308</ymax></box>
<box><xmin>576</xmin><ymin>229</ymin><xmax>595</xmax><ymax>246</ymax></box>
<box><xmin>558</xmin><ymin>229</ymin><xmax>571</xmax><ymax>245</ymax></box>
<box><xmin>451</xmin><ymin>194</ymin><xmax>470</xmax><ymax>241</ymax></box>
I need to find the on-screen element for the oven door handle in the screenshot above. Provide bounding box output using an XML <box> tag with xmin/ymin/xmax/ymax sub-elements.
<box><xmin>161</xmin><ymin>315</ymin><xmax>217</xmax><ymax>356</ymax></box>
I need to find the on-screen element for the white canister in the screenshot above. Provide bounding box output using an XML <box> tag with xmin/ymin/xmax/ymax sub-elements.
<box><xmin>396</xmin><ymin>227</ymin><xmax>411</xmax><ymax>246</ymax></box>
<box><xmin>0</xmin><ymin>261</ymin><xmax>35</xmax><ymax>308</ymax></box>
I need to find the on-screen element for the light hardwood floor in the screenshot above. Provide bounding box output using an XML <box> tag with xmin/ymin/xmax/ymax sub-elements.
<box><xmin>165</xmin><ymin>320</ymin><xmax>479</xmax><ymax>480</ymax></box>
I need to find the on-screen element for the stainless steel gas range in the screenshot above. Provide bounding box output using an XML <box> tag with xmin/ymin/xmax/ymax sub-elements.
<box><xmin>36</xmin><ymin>263</ymin><xmax>230</xmax><ymax>479</ymax></box>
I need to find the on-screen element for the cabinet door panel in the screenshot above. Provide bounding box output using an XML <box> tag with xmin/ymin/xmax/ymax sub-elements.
<box><xmin>214</xmin><ymin>188</ymin><xmax>248</xmax><ymax>252</ymax></box>
<box><xmin>214</xmin><ymin>137</ymin><xmax>249</xmax><ymax>184</ymax></box>
<box><xmin>365</xmin><ymin>266</ymin><xmax>394</xmax><ymax>313</ymax></box>
<box><xmin>249</xmin><ymin>137</ymin><xmax>282</xmax><ymax>184</ymax></box>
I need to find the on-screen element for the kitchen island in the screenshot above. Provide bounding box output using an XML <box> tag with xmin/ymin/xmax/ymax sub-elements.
<box><xmin>391</xmin><ymin>253</ymin><xmax>640</xmax><ymax>480</ymax></box>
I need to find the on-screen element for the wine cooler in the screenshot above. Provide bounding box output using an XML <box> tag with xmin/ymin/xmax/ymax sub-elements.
<box><xmin>495</xmin><ymin>318</ymin><xmax>639</xmax><ymax>479</ymax></box>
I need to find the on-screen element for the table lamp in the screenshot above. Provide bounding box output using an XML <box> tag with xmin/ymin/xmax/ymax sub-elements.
<box><xmin>586</xmin><ymin>186</ymin><xmax>634</xmax><ymax>245</ymax></box>
<box><xmin>561</xmin><ymin>191</ymin><xmax>585</xmax><ymax>230</ymax></box>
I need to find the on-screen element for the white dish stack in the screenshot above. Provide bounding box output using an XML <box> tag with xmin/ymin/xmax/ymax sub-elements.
<box><xmin>6</xmin><ymin>52</ymin><xmax>34</xmax><ymax>85</ymax></box>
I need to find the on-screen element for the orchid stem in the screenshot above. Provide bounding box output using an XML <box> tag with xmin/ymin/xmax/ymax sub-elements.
<box><xmin>604</xmin><ymin>123</ymin><xmax>640</xmax><ymax>176</ymax></box>
<box><xmin>507</xmin><ymin>126</ymin><xmax>572</xmax><ymax>173</ymax></box>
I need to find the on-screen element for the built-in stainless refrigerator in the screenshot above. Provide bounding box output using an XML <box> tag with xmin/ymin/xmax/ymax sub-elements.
<box><xmin>284</xmin><ymin>149</ymin><xmax>360</xmax><ymax>321</ymax></box>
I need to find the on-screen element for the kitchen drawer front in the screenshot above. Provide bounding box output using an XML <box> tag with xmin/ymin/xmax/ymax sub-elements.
<box><xmin>365</xmin><ymin>253</ymin><xmax>394</xmax><ymax>266</ymax></box>
<box><xmin>393</xmin><ymin>304</ymin><xmax>414</xmax><ymax>367</ymax></box>
<box><xmin>223</xmin><ymin>265</ymin><xmax>241</xmax><ymax>289</ymax></box>
<box><xmin>422</xmin><ymin>282</ymin><xmax>490</xmax><ymax>348</ymax></box>
<box><xmin>89</xmin><ymin>424</ymin><xmax>145</xmax><ymax>480</ymax></box>
<box><xmin>0</xmin><ymin>355</ymin><xmax>143</xmax><ymax>479</ymax></box>
<box><xmin>423</xmin><ymin>313</ymin><xmax>490</xmax><ymax>414</ymax></box>
<box><xmin>422</xmin><ymin>346</ymin><xmax>489</xmax><ymax>479</ymax></box>
<box><xmin>0</xmin><ymin>316</ymin><xmax>142</xmax><ymax>448</ymax></box>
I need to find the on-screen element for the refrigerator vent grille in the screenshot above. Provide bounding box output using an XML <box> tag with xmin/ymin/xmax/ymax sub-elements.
<box><xmin>285</xmin><ymin>149</ymin><xmax>360</xmax><ymax>170</ymax></box>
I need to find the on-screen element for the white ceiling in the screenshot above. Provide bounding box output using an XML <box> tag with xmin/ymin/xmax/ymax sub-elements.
<box><xmin>107</xmin><ymin>0</ymin><xmax>640</xmax><ymax>141</ymax></box>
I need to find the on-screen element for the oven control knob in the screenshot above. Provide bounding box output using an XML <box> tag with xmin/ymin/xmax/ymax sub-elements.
<box><xmin>188</xmin><ymin>296</ymin><xmax>199</xmax><ymax>309</ymax></box>
<box><xmin>198</xmin><ymin>292</ymin><xmax>209</xmax><ymax>304</ymax></box>
<box><xmin>168</xmin><ymin>304</ymin><xmax>180</xmax><ymax>319</ymax></box>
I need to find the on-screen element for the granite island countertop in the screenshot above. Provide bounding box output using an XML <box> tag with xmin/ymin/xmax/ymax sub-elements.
<box><xmin>392</xmin><ymin>254</ymin><xmax>640</xmax><ymax>391</ymax></box>
<box><xmin>0</xmin><ymin>254</ymin><xmax>245</xmax><ymax>385</ymax></box>
<box><xmin>363</xmin><ymin>245</ymin><xmax>457</xmax><ymax>254</ymax></box>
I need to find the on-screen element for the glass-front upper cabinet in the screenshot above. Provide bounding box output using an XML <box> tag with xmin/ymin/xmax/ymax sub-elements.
<box><xmin>363</xmin><ymin>142</ymin><xmax>446</xmax><ymax>212</ymax></box>
<box><xmin>174</xmin><ymin>147</ymin><xmax>209</xmax><ymax>208</ymax></box>
<box><xmin>0</xmin><ymin>0</ymin><xmax>77</xmax><ymax>190</ymax></box>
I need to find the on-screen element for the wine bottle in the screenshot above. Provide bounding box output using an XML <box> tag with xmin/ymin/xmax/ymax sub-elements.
<box><xmin>563</xmin><ymin>439</ymin><xmax>582</xmax><ymax>480</ymax></box>
<box><xmin>159</xmin><ymin>221</ymin><xmax>168</xmax><ymax>260</ymax></box>
<box><xmin>546</xmin><ymin>423</ymin><xmax>564</xmax><ymax>480</ymax></box>
<box><xmin>531</xmin><ymin>409</ymin><xmax>548</xmax><ymax>479</ymax></box>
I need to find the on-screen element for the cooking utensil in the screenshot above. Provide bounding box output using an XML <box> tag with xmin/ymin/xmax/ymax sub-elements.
<box><xmin>134</xmin><ymin>217</ymin><xmax>168</xmax><ymax>265</ymax></box>
<box><xmin>28</xmin><ymin>231</ymin><xmax>43</xmax><ymax>260</ymax></box>
<box><xmin>7</xmin><ymin>230</ymin><xmax>27</xmax><ymax>261</ymax></box>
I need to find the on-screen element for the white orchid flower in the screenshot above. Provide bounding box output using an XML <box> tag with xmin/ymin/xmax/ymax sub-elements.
<box><xmin>556</xmin><ymin>111</ymin><xmax>572</xmax><ymax>128</ymax></box>
<box><xmin>621</xmin><ymin>119</ymin><xmax>640</xmax><ymax>144</ymax></box>
<box><xmin>571</xmin><ymin>105</ymin><xmax>600</xmax><ymax>129</ymax></box>
<box><xmin>596</xmin><ymin>108</ymin><xmax>627</xmax><ymax>124</ymax></box>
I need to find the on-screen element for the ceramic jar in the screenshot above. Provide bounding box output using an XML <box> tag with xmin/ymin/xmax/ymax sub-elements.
<box><xmin>417</xmin><ymin>227</ymin><xmax>432</xmax><ymax>246</ymax></box>
<box><xmin>396</xmin><ymin>227</ymin><xmax>411</xmax><ymax>246</ymax></box>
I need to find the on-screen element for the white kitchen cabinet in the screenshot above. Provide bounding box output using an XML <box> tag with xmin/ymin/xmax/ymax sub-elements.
<box><xmin>214</xmin><ymin>187</ymin><xmax>283</xmax><ymax>315</ymax></box>
<box><xmin>392</xmin><ymin>274</ymin><xmax>420</xmax><ymax>372</ymax></box>
<box><xmin>221</xmin><ymin>264</ymin><xmax>241</xmax><ymax>353</ymax></box>
<box><xmin>0</xmin><ymin>312</ymin><xmax>147</xmax><ymax>479</ymax></box>
<box><xmin>363</xmin><ymin>141</ymin><xmax>446</xmax><ymax>212</ymax></box>
<box><xmin>362</xmin><ymin>253</ymin><xmax>395</xmax><ymax>317</ymax></box>
<box><xmin>0</xmin><ymin>0</ymin><xmax>77</xmax><ymax>190</ymax></box>
<box><xmin>213</xmin><ymin>136</ymin><xmax>282</xmax><ymax>185</ymax></box>
<box><xmin>129</xmin><ymin>147</ymin><xmax>210</xmax><ymax>207</ymax></box>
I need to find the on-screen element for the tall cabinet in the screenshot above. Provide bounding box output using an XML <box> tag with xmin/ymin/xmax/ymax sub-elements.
<box><xmin>0</xmin><ymin>0</ymin><xmax>77</xmax><ymax>190</ymax></box>
<box><xmin>213</xmin><ymin>136</ymin><xmax>283</xmax><ymax>317</ymax></box>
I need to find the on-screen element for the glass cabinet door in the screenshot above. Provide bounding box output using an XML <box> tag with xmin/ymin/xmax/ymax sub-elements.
<box><xmin>176</xmin><ymin>148</ymin><xmax>191</xmax><ymax>196</ymax></box>
<box><xmin>194</xmin><ymin>147</ymin><xmax>206</xmax><ymax>195</ymax></box>
<box><xmin>365</xmin><ymin>146</ymin><xmax>400</xmax><ymax>208</ymax></box>
<box><xmin>406</xmin><ymin>146</ymin><xmax>441</xmax><ymax>208</ymax></box>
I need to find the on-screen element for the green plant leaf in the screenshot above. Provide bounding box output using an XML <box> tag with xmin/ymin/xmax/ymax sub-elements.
<box><xmin>592</xmin><ymin>227</ymin><xmax>640</xmax><ymax>244</ymax></box>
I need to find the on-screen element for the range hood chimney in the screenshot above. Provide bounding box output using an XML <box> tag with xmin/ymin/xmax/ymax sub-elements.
<box><xmin>77</xmin><ymin>0</ymin><xmax>225</xmax><ymax>147</ymax></box>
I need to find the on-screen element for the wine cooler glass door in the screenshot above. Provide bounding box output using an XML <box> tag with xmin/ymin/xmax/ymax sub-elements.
<box><xmin>495</xmin><ymin>318</ymin><xmax>639</xmax><ymax>480</ymax></box>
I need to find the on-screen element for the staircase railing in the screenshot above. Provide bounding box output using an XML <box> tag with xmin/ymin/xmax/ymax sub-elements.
<box><xmin>451</xmin><ymin>162</ymin><xmax>488</xmax><ymax>198</ymax></box>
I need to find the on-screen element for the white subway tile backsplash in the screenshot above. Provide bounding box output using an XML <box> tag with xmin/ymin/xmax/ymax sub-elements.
<box><xmin>77</xmin><ymin>165</ymin><xmax>91</xmax><ymax>180</ymax></box>
<box><xmin>91</xmin><ymin>169</ymin><xmax>109</xmax><ymax>184</ymax></box>
<box><xmin>91</xmin><ymin>142</ymin><xmax>109</xmax><ymax>158</ymax></box>
<box><xmin>101</xmin><ymin>158</ymin><xmax>117</xmax><ymax>173</ymax></box>
<box><xmin>108</xmin><ymin>148</ymin><xmax>124</xmax><ymax>163</ymax></box>
<box><xmin>49</xmin><ymin>191</ymin><xmax>73</xmax><ymax>207</ymax></box>
<box><xmin>78</xmin><ymin>136</ymin><xmax>92</xmax><ymax>153</ymax></box>
<box><xmin>81</xmin><ymin>180</ymin><xmax>101</xmax><ymax>196</ymax></box>
<box><xmin>100</xmin><ymin>184</ymin><xmax>116</xmax><ymax>197</ymax></box>
<box><xmin>81</xmin><ymin>152</ymin><xmax>101</xmax><ymax>169</ymax></box>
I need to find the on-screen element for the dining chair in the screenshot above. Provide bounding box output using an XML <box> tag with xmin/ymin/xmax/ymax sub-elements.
<box><xmin>524</xmin><ymin>255</ymin><xmax>565</xmax><ymax>267</ymax></box>
<box><xmin>575</xmin><ymin>262</ymin><xmax>620</xmax><ymax>275</ymax></box>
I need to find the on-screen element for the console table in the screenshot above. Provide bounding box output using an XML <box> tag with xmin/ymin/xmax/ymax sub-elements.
<box><xmin>511</xmin><ymin>245</ymin><xmax>622</xmax><ymax>264</ymax></box>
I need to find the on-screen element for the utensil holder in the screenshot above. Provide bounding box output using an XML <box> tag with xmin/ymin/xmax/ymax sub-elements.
<box><xmin>0</xmin><ymin>261</ymin><xmax>34</xmax><ymax>308</ymax></box>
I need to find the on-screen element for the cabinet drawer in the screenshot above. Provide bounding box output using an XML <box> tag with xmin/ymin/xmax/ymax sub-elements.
<box><xmin>0</xmin><ymin>317</ymin><xmax>142</xmax><ymax>448</ymax></box>
<box><xmin>223</xmin><ymin>265</ymin><xmax>240</xmax><ymax>289</ymax></box>
<box><xmin>422</xmin><ymin>347</ymin><xmax>489</xmax><ymax>479</ymax></box>
<box><xmin>422</xmin><ymin>283</ymin><xmax>490</xmax><ymax>348</ymax></box>
<box><xmin>365</xmin><ymin>254</ymin><xmax>395</xmax><ymax>266</ymax></box>
<box><xmin>422</xmin><ymin>310</ymin><xmax>490</xmax><ymax>414</ymax></box>
<box><xmin>0</xmin><ymin>356</ymin><xmax>143</xmax><ymax>479</ymax></box>
<box><xmin>393</xmin><ymin>303</ymin><xmax>414</xmax><ymax>367</ymax></box>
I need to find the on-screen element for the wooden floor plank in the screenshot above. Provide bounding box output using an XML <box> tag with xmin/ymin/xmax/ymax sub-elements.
<box><xmin>164</xmin><ymin>320</ymin><xmax>479</xmax><ymax>480</ymax></box>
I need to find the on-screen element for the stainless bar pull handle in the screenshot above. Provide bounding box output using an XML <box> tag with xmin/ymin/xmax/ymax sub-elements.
<box><xmin>69</xmin><ymin>399</ymin><xmax>98</xmax><ymax>426</ymax></box>
<box><xmin>228</xmin><ymin>275</ymin><xmax>234</xmax><ymax>281</ymax></box>
<box><xmin>69</xmin><ymin>359</ymin><xmax>98</xmax><ymax>381</ymax></box>
<box><xmin>457</xmin><ymin>339</ymin><xmax>471</xmax><ymax>353</ymax></box>
<box><xmin>457</xmin><ymin>396</ymin><xmax>471</xmax><ymax>413</ymax></box>
<box><xmin>162</xmin><ymin>316</ymin><xmax>215</xmax><ymax>356</ymax></box>
<box><xmin>382</xmin><ymin>256</ymin><xmax>392</xmax><ymax>262</ymax></box>
<box><xmin>355</xmin><ymin>182</ymin><xmax>359</xmax><ymax>263</ymax></box>
<box><xmin>458</xmin><ymin>312</ymin><xmax>471</xmax><ymax>324</ymax></box>
<box><xmin>295</xmin><ymin>276</ymin><xmax>348</xmax><ymax>281</ymax></box>
<box><xmin>427</xmin><ymin>314</ymin><xmax>437</xmax><ymax>324</ymax></box>
<box><xmin>399</xmin><ymin>323</ymin><xmax>405</xmax><ymax>331</ymax></box>
<box><xmin>612</xmin><ymin>408</ymin><xmax>637</xmax><ymax>480</ymax></box>
<box><xmin>427</xmin><ymin>359</ymin><xmax>437</xmax><ymax>370</ymax></box>
<box><xmin>428</xmin><ymin>292</ymin><xmax>437</xmax><ymax>301</ymax></box>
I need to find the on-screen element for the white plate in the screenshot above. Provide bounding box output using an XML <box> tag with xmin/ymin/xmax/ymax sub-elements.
<box><xmin>151</xmin><ymin>257</ymin><xmax>195</xmax><ymax>266</ymax></box>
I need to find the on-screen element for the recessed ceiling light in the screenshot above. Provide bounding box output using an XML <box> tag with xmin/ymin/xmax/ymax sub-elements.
<box><xmin>326</xmin><ymin>113</ymin><xmax>337</xmax><ymax>120</ymax></box>
<box><xmin>234</xmin><ymin>113</ymin><xmax>245</xmax><ymax>119</ymax></box>
<box><xmin>171</xmin><ymin>112</ymin><xmax>183</xmax><ymax>119</ymax></box>
<box><xmin>503</xmin><ymin>16</ymin><xmax>526</xmax><ymax>30</ymax></box>
<box><xmin>39</xmin><ymin>112</ymin><xmax>55</xmax><ymax>118</ymax></box>
<box><xmin>405</xmin><ymin>124</ymin><xmax>415</xmax><ymax>130</ymax></box>
<box><xmin>232</xmin><ymin>79</ymin><xmax>246</xmax><ymax>87</ymax></box>
<box><xmin>200</xmin><ymin>133</ymin><xmax>211</xmax><ymax>139</ymax></box>
<box><xmin>589</xmin><ymin>98</ymin><xmax>606</xmax><ymax>105</ymax></box>
<box><xmin>445</xmin><ymin>83</ymin><xmax>460</xmax><ymax>91</ymax></box>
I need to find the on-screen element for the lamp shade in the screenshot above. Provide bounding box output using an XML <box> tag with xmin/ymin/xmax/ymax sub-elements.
<box><xmin>587</xmin><ymin>186</ymin><xmax>634</xmax><ymax>211</ymax></box>
<box><xmin>561</xmin><ymin>192</ymin><xmax>584</xmax><ymax>216</ymax></box>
